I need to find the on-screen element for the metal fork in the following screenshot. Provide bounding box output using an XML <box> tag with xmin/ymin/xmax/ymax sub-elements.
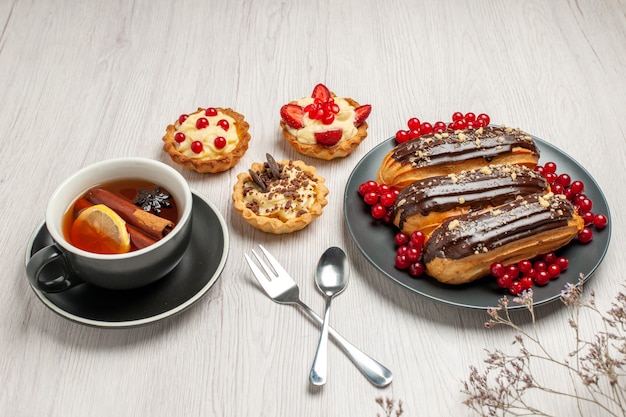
<box><xmin>245</xmin><ymin>245</ymin><xmax>393</xmax><ymax>387</ymax></box>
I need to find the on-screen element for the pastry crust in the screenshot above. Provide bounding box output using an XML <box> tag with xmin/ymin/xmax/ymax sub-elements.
<box><xmin>422</xmin><ymin>193</ymin><xmax>584</xmax><ymax>285</ymax></box>
<box><xmin>281</xmin><ymin>97</ymin><xmax>368</xmax><ymax>160</ymax></box>
<box><xmin>377</xmin><ymin>126</ymin><xmax>540</xmax><ymax>189</ymax></box>
<box><xmin>232</xmin><ymin>159</ymin><xmax>329</xmax><ymax>234</ymax></box>
<box><xmin>162</xmin><ymin>107</ymin><xmax>251</xmax><ymax>173</ymax></box>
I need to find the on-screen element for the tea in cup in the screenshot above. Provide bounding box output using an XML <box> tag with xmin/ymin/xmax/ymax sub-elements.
<box><xmin>26</xmin><ymin>158</ymin><xmax>193</xmax><ymax>292</ymax></box>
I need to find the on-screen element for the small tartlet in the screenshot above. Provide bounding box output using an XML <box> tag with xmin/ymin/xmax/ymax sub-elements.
<box><xmin>163</xmin><ymin>107</ymin><xmax>251</xmax><ymax>173</ymax></box>
<box><xmin>232</xmin><ymin>154</ymin><xmax>328</xmax><ymax>234</ymax></box>
<box><xmin>279</xmin><ymin>84</ymin><xmax>371</xmax><ymax>160</ymax></box>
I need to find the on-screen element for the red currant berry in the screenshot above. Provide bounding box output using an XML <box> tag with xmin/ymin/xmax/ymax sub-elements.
<box><xmin>378</xmin><ymin>184</ymin><xmax>391</xmax><ymax>194</ymax></box>
<box><xmin>544</xmin><ymin>162</ymin><xmax>557</xmax><ymax>174</ymax></box>
<box><xmin>196</xmin><ymin>117</ymin><xmax>209</xmax><ymax>129</ymax></box>
<box><xmin>520</xmin><ymin>276</ymin><xmax>533</xmax><ymax>290</ymax></box>
<box><xmin>552</xmin><ymin>183</ymin><xmax>564</xmax><ymax>194</ymax></box>
<box><xmin>407</xmin><ymin>247</ymin><xmax>421</xmax><ymax>263</ymax></box>
<box><xmin>544</xmin><ymin>172</ymin><xmax>557</xmax><ymax>184</ymax></box>
<box><xmin>509</xmin><ymin>280</ymin><xmax>523</xmax><ymax>295</ymax></box>
<box><xmin>433</xmin><ymin>121</ymin><xmax>447</xmax><ymax>133</ymax></box>
<box><xmin>525</xmin><ymin>268</ymin><xmax>537</xmax><ymax>279</ymax></box>
<box><xmin>397</xmin><ymin>245</ymin><xmax>409</xmax><ymax>257</ymax></box>
<box><xmin>407</xmin><ymin>117</ymin><xmax>421</xmax><ymax>131</ymax></box>
<box><xmin>542</xmin><ymin>252</ymin><xmax>557</xmax><ymax>264</ymax></box>
<box><xmin>174</xmin><ymin>132</ymin><xmax>186</xmax><ymax>143</ymax></box>
<box><xmin>358</xmin><ymin>180</ymin><xmax>378</xmax><ymax>196</ymax></box>
<box><xmin>582</xmin><ymin>211</ymin><xmax>594</xmax><ymax>226</ymax></box>
<box><xmin>569</xmin><ymin>180</ymin><xmax>584</xmax><ymax>195</ymax></box>
<box><xmin>321</xmin><ymin>113</ymin><xmax>335</xmax><ymax>125</ymax></box>
<box><xmin>205</xmin><ymin>107</ymin><xmax>218</xmax><ymax>116</ymax></box>
<box><xmin>518</xmin><ymin>260</ymin><xmax>532</xmax><ymax>274</ymax></box>
<box><xmin>577</xmin><ymin>198</ymin><xmax>593</xmax><ymax>214</ymax></box>
<box><xmin>217</xmin><ymin>119</ymin><xmax>230</xmax><ymax>131</ymax></box>
<box><xmin>578</xmin><ymin>228</ymin><xmax>593</xmax><ymax>243</ymax></box>
<box><xmin>379</xmin><ymin>191</ymin><xmax>396</xmax><ymax>207</ymax></box>
<box><xmin>214</xmin><ymin>136</ymin><xmax>227</xmax><ymax>149</ymax></box>
<box><xmin>497</xmin><ymin>273</ymin><xmax>513</xmax><ymax>289</ymax></box>
<box><xmin>178</xmin><ymin>114</ymin><xmax>189</xmax><ymax>124</ymax></box>
<box><xmin>534</xmin><ymin>165</ymin><xmax>545</xmax><ymax>175</ymax></box>
<box><xmin>409</xmin><ymin>261</ymin><xmax>425</xmax><ymax>278</ymax></box>
<box><xmin>191</xmin><ymin>140</ymin><xmax>203</xmax><ymax>154</ymax></box>
<box><xmin>506</xmin><ymin>264</ymin><xmax>520</xmax><ymax>278</ymax></box>
<box><xmin>452</xmin><ymin>119</ymin><xmax>467</xmax><ymax>130</ymax></box>
<box><xmin>363</xmin><ymin>192</ymin><xmax>379</xmax><ymax>205</ymax></box>
<box><xmin>451</xmin><ymin>112</ymin><xmax>464</xmax><ymax>122</ymax></box>
<box><xmin>555</xmin><ymin>257</ymin><xmax>569</xmax><ymax>271</ymax></box>
<box><xmin>419</xmin><ymin>122</ymin><xmax>433</xmax><ymax>135</ymax></box>
<box><xmin>410</xmin><ymin>231</ymin><xmax>426</xmax><ymax>247</ymax></box>
<box><xmin>557</xmin><ymin>173</ymin><xmax>571</xmax><ymax>187</ymax></box>
<box><xmin>371</xmin><ymin>204</ymin><xmax>387</xmax><ymax>219</ymax></box>
<box><xmin>490</xmin><ymin>262</ymin><xmax>505</xmax><ymax>277</ymax></box>
<box><xmin>594</xmin><ymin>213</ymin><xmax>608</xmax><ymax>229</ymax></box>
<box><xmin>547</xmin><ymin>264</ymin><xmax>561</xmax><ymax>279</ymax></box>
<box><xmin>534</xmin><ymin>270</ymin><xmax>550</xmax><ymax>286</ymax></box>
<box><xmin>464</xmin><ymin>112</ymin><xmax>476</xmax><ymax>122</ymax></box>
<box><xmin>534</xmin><ymin>261</ymin><xmax>548</xmax><ymax>272</ymax></box>
<box><xmin>396</xmin><ymin>130</ymin><xmax>410</xmax><ymax>143</ymax></box>
<box><xmin>476</xmin><ymin>113</ymin><xmax>490</xmax><ymax>126</ymax></box>
<box><xmin>394</xmin><ymin>233</ymin><xmax>409</xmax><ymax>246</ymax></box>
<box><xmin>395</xmin><ymin>254</ymin><xmax>411</xmax><ymax>270</ymax></box>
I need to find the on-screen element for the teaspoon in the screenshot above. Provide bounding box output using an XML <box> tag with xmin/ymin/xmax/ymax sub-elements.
<box><xmin>309</xmin><ymin>246</ymin><xmax>349</xmax><ymax>386</ymax></box>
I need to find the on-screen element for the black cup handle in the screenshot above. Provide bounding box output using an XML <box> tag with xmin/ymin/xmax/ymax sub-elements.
<box><xmin>26</xmin><ymin>245</ymin><xmax>84</xmax><ymax>292</ymax></box>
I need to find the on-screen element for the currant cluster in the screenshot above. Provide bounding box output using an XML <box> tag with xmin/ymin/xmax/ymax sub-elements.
<box><xmin>533</xmin><ymin>161</ymin><xmax>608</xmax><ymax>243</ymax></box>
<box><xmin>357</xmin><ymin>180</ymin><xmax>399</xmax><ymax>223</ymax></box>
<box><xmin>490</xmin><ymin>252</ymin><xmax>569</xmax><ymax>295</ymax></box>
<box><xmin>304</xmin><ymin>97</ymin><xmax>340</xmax><ymax>125</ymax></box>
<box><xmin>395</xmin><ymin>111</ymin><xmax>491</xmax><ymax>144</ymax></box>
<box><xmin>175</xmin><ymin>108</ymin><xmax>230</xmax><ymax>153</ymax></box>
<box><xmin>394</xmin><ymin>231</ymin><xmax>426</xmax><ymax>278</ymax></box>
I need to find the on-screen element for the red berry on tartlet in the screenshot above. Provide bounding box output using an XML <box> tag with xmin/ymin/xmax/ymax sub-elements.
<box><xmin>279</xmin><ymin>83</ymin><xmax>371</xmax><ymax>160</ymax></box>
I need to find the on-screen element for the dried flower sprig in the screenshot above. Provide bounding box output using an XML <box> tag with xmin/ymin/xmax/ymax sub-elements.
<box><xmin>462</xmin><ymin>274</ymin><xmax>626</xmax><ymax>416</ymax></box>
<box><xmin>375</xmin><ymin>397</ymin><xmax>404</xmax><ymax>417</ymax></box>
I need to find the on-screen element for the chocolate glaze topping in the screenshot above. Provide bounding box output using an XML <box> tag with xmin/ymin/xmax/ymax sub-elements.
<box><xmin>392</xmin><ymin>126</ymin><xmax>539</xmax><ymax>167</ymax></box>
<box><xmin>393</xmin><ymin>165</ymin><xmax>548</xmax><ymax>229</ymax></box>
<box><xmin>422</xmin><ymin>193</ymin><xmax>577</xmax><ymax>262</ymax></box>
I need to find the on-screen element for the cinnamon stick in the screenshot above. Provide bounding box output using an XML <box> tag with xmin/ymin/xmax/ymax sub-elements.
<box><xmin>73</xmin><ymin>198</ymin><xmax>158</xmax><ymax>250</ymax></box>
<box><xmin>83</xmin><ymin>188</ymin><xmax>175</xmax><ymax>240</ymax></box>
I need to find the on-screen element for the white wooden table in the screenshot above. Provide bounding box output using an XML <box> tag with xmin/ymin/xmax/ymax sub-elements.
<box><xmin>1</xmin><ymin>0</ymin><xmax>624</xmax><ymax>415</ymax></box>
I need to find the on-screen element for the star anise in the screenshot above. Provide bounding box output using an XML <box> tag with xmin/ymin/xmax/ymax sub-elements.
<box><xmin>134</xmin><ymin>187</ymin><xmax>172</xmax><ymax>215</ymax></box>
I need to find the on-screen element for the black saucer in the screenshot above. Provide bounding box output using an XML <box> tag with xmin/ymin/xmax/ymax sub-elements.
<box><xmin>24</xmin><ymin>191</ymin><xmax>229</xmax><ymax>328</ymax></box>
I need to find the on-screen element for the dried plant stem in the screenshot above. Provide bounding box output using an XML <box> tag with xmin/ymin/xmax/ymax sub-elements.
<box><xmin>462</xmin><ymin>276</ymin><xmax>626</xmax><ymax>417</ymax></box>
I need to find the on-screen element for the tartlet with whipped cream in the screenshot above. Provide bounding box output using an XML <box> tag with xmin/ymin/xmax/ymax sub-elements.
<box><xmin>279</xmin><ymin>83</ymin><xmax>371</xmax><ymax>160</ymax></box>
<box><xmin>163</xmin><ymin>107</ymin><xmax>251</xmax><ymax>173</ymax></box>
<box><xmin>232</xmin><ymin>154</ymin><xmax>328</xmax><ymax>234</ymax></box>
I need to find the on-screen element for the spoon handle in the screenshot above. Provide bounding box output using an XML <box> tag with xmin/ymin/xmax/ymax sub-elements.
<box><xmin>309</xmin><ymin>298</ymin><xmax>332</xmax><ymax>385</ymax></box>
<box><xmin>296</xmin><ymin>300</ymin><xmax>393</xmax><ymax>387</ymax></box>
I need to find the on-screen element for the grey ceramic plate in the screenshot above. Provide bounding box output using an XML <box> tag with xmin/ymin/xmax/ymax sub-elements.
<box><xmin>344</xmin><ymin>135</ymin><xmax>612</xmax><ymax>310</ymax></box>
<box><xmin>25</xmin><ymin>191</ymin><xmax>229</xmax><ymax>327</ymax></box>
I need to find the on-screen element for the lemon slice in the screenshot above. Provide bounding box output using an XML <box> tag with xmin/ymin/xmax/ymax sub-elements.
<box><xmin>70</xmin><ymin>204</ymin><xmax>131</xmax><ymax>254</ymax></box>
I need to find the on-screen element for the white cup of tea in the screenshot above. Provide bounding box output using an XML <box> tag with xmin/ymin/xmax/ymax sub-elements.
<box><xmin>26</xmin><ymin>158</ymin><xmax>193</xmax><ymax>292</ymax></box>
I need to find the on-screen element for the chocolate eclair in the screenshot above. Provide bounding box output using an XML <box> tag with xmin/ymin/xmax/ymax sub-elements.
<box><xmin>392</xmin><ymin>164</ymin><xmax>549</xmax><ymax>237</ymax></box>
<box><xmin>423</xmin><ymin>192</ymin><xmax>584</xmax><ymax>285</ymax></box>
<box><xmin>377</xmin><ymin>126</ymin><xmax>540</xmax><ymax>189</ymax></box>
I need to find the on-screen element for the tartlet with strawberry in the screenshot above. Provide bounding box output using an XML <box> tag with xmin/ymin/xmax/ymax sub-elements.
<box><xmin>279</xmin><ymin>83</ymin><xmax>371</xmax><ymax>160</ymax></box>
<box><xmin>162</xmin><ymin>107</ymin><xmax>251</xmax><ymax>173</ymax></box>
